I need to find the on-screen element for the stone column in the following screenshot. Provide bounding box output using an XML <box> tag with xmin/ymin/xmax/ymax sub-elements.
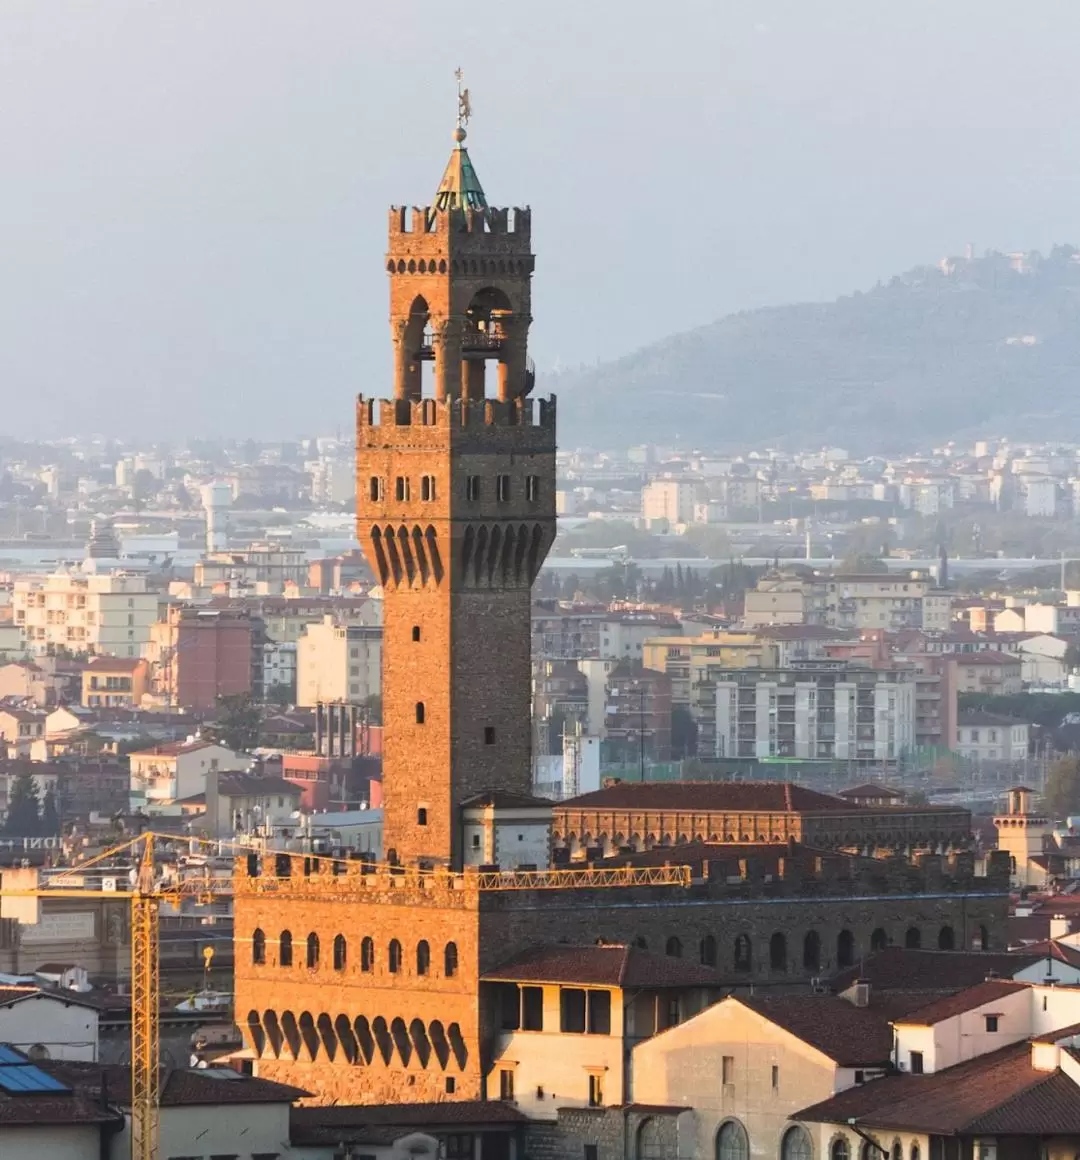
<box><xmin>434</xmin><ymin>318</ymin><xmax>463</xmax><ymax>401</ymax></box>
<box><xmin>461</xmin><ymin>358</ymin><xmax>486</xmax><ymax>401</ymax></box>
<box><xmin>497</xmin><ymin>316</ymin><xmax>532</xmax><ymax>401</ymax></box>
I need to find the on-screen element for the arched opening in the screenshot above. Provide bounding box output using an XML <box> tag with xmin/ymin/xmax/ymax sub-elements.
<box><xmin>734</xmin><ymin>934</ymin><xmax>752</xmax><ymax>972</ymax></box>
<box><xmin>415</xmin><ymin>702</ymin><xmax>426</xmax><ymax>725</ymax></box>
<box><xmin>252</xmin><ymin>928</ymin><xmax>265</xmax><ymax>965</ymax></box>
<box><xmin>389</xmin><ymin>939</ymin><xmax>403</xmax><ymax>973</ymax></box>
<box><xmin>637</xmin><ymin>1118</ymin><xmax>665</xmax><ymax>1160</ymax></box>
<box><xmin>354</xmin><ymin>1016</ymin><xmax>375</xmax><ymax>1064</ymax></box>
<box><xmin>246</xmin><ymin>1010</ymin><xmax>265</xmax><ymax>1057</ymax></box>
<box><xmin>905</xmin><ymin>927</ymin><xmax>922</xmax><ymax>949</ymax></box>
<box><xmin>317</xmin><ymin>1013</ymin><xmax>337</xmax><ymax>1061</ymax></box>
<box><xmin>391</xmin><ymin>1017</ymin><xmax>412</xmax><ymax>1064</ymax></box>
<box><xmin>938</xmin><ymin>925</ymin><xmax>955</xmax><ymax>951</ymax></box>
<box><xmin>464</xmin><ymin>286</ymin><xmax>513</xmax><ymax>346</ymax></box>
<box><xmin>445</xmin><ymin>941</ymin><xmax>458</xmax><ymax>977</ymax></box>
<box><xmin>979</xmin><ymin>924</ymin><xmax>990</xmax><ymax>951</ymax></box>
<box><xmin>263</xmin><ymin>1009</ymin><xmax>283</xmax><ymax>1057</ymax></box>
<box><xmin>892</xmin><ymin>1141</ymin><xmax>903</xmax><ymax>1160</ymax></box>
<box><xmin>831</xmin><ymin>1139</ymin><xmax>850</xmax><ymax>1160</ymax></box>
<box><xmin>430</xmin><ymin>1019</ymin><xmax>450</xmax><ymax>1069</ymax></box>
<box><xmin>333</xmin><ymin>934</ymin><xmax>347</xmax><ymax>971</ymax></box>
<box><xmin>782</xmin><ymin>1126</ymin><xmax>813</xmax><ymax>1160</ymax></box>
<box><xmin>666</xmin><ymin>936</ymin><xmax>683</xmax><ymax>958</ymax></box>
<box><xmin>372</xmin><ymin>1016</ymin><xmax>393</xmax><ymax>1065</ymax></box>
<box><xmin>410</xmin><ymin>1018</ymin><xmax>432</xmax><ymax>1067</ymax></box>
<box><xmin>281</xmin><ymin>1011</ymin><xmax>301</xmax><ymax>1059</ymax></box>
<box><xmin>279</xmin><ymin>930</ymin><xmax>292</xmax><ymax>967</ymax></box>
<box><xmin>770</xmin><ymin>932</ymin><xmax>788</xmax><ymax>972</ymax></box>
<box><xmin>870</xmin><ymin>927</ymin><xmax>888</xmax><ymax>952</ymax></box>
<box><xmin>716</xmin><ymin>1120</ymin><xmax>749</xmax><ymax>1160</ymax></box>
<box><xmin>448</xmin><ymin>1021</ymin><xmax>468</xmax><ymax>1068</ymax></box>
<box><xmin>299</xmin><ymin>1011</ymin><xmax>320</xmax><ymax>1060</ymax></box>
<box><xmin>803</xmin><ymin>931</ymin><xmax>821</xmax><ymax>972</ymax></box>
<box><xmin>335</xmin><ymin>1014</ymin><xmax>358</xmax><ymax>1064</ymax></box>
<box><xmin>634</xmin><ymin>936</ymin><xmax>648</xmax><ymax>950</ymax></box>
<box><xmin>700</xmin><ymin>934</ymin><xmax>717</xmax><ymax>967</ymax></box>
<box><xmin>361</xmin><ymin>936</ymin><xmax>374</xmax><ymax>972</ymax></box>
<box><xmin>306</xmin><ymin>932</ymin><xmax>320</xmax><ymax>969</ymax></box>
<box><xmin>837</xmin><ymin>929</ymin><xmax>855</xmax><ymax>968</ymax></box>
<box><xmin>417</xmin><ymin>940</ymin><xmax>431</xmax><ymax>976</ymax></box>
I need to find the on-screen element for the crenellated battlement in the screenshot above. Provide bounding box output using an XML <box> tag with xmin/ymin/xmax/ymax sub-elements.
<box><xmin>356</xmin><ymin>393</ymin><xmax>555</xmax><ymax>435</ymax></box>
<box><xmin>389</xmin><ymin>204</ymin><xmax>532</xmax><ymax>244</ymax></box>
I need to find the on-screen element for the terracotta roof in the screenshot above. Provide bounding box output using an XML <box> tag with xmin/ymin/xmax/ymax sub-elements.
<box><xmin>128</xmin><ymin>740</ymin><xmax>218</xmax><ymax>758</ymax></box>
<box><xmin>945</xmin><ymin>651</ymin><xmax>1021</xmax><ymax>664</ymax></box>
<box><xmin>894</xmin><ymin>979</ymin><xmax>1029</xmax><ymax>1025</ymax></box>
<box><xmin>562</xmin><ymin>781</ymin><xmax>851</xmax><ymax>813</ymax></box>
<box><xmin>483</xmin><ymin>943</ymin><xmax>725</xmax><ymax>989</ymax></box>
<box><xmin>735</xmin><ymin>994</ymin><xmax>895</xmax><ymax>1066</ymax></box>
<box><xmin>215</xmin><ymin>773</ymin><xmax>300</xmax><ymax>798</ymax></box>
<box><xmin>830</xmin><ymin>948</ymin><xmax>1043</xmax><ymax>992</ymax></box>
<box><xmin>798</xmin><ymin>1040</ymin><xmax>1080</xmax><ymax>1136</ymax></box>
<box><xmin>84</xmin><ymin>657</ymin><xmax>144</xmax><ymax>672</ymax></box>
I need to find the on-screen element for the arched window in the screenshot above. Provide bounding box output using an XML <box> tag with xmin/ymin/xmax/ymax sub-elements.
<box><xmin>803</xmin><ymin>930</ymin><xmax>821</xmax><ymax>971</ymax></box>
<box><xmin>417</xmin><ymin>940</ymin><xmax>431</xmax><ymax>976</ymax></box>
<box><xmin>905</xmin><ymin>927</ymin><xmax>921</xmax><ymax>949</ymax></box>
<box><xmin>306</xmin><ymin>932</ymin><xmax>320</xmax><ymax>969</ymax></box>
<box><xmin>700</xmin><ymin>934</ymin><xmax>717</xmax><ymax>967</ymax></box>
<box><xmin>333</xmin><ymin>934</ymin><xmax>347</xmax><ymax>971</ymax></box>
<box><xmin>837</xmin><ymin>929</ymin><xmax>855</xmax><ymax>969</ymax></box>
<box><xmin>938</xmin><ymin>926</ymin><xmax>955</xmax><ymax>951</ymax></box>
<box><xmin>445</xmin><ymin>941</ymin><xmax>459</xmax><ymax>977</ymax></box>
<box><xmin>279</xmin><ymin>930</ymin><xmax>293</xmax><ymax>967</ymax></box>
<box><xmin>252</xmin><ymin>928</ymin><xmax>265</xmax><ymax>965</ymax></box>
<box><xmin>871</xmin><ymin>927</ymin><xmax>888</xmax><ymax>952</ymax></box>
<box><xmin>910</xmin><ymin>1146</ymin><xmax>920</xmax><ymax>1160</ymax></box>
<box><xmin>770</xmin><ymin>932</ymin><xmax>787</xmax><ymax>972</ymax></box>
<box><xmin>716</xmin><ymin>1120</ymin><xmax>749</xmax><ymax>1160</ymax></box>
<box><xmin>891</xmin><ymin>1141</ymin><xmax>903</xmax><ymax>1160</ymax></box>
<box><xmin>666</xmin><ymin>936</ymin><xmax>683</xmax><ymax>958</ymax></box>
<box><xmin>831</xmin><ymin>1138</ymin><xmax>850</xmax><ymax>1160</ymax></box>
<box><xmin>979</xmin><ymin>924</ymin><xmax>990</xmax><ymax>951</ymax></box>
<box><xmin>782</xmin><ymin>1126</ymin><xmax>813</xmax><ymax>1160</ymax></box>
<box><xmin>637</xmin><ymin>1118</ymin><xmax>665</xmax><ymax>1160</ymax></box>
<box><xmin>860</xmin><ymin>1143</ymin><xmax>876</xmax><ymax>1160</ymax></box>
<box><xmin>734</xmin><ymin>934</ymin><xmax>752</xmax><ymax>972</ymax></box>
<box><xmin>415</xmin><ymin>702</ymin><xmax>425</xmax><ymax>724</ymax></box>
<box><xmin>361</xmin><ymin>936</ymin><xmax>374</xmax><ymax>972</ymax></box>
<box><xmin>635</xmin><ymin>936</ymin><xmax>648</xmax><ymax>950</ymax></box>
<box><xmin>388</xmin><ymin>939</ymin><xmax>402</xmax><ymax>973</ymax></box>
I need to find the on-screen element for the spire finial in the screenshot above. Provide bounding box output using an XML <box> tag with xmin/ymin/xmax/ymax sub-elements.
<box><xmin>454</xmin><ymin>67</ymin><xmax>471</xmax><ymax>144</ymax></box>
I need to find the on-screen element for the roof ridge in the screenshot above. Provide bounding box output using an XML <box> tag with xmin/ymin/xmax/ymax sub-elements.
<box><xmin>959</xmin><ymin>1064</ymin><xmax>1059</xmax><ymax>1133</ymax></box>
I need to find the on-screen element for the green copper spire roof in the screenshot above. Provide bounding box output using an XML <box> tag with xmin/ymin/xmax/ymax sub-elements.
<box><xmin>434</xmin><ymin>126</ymin><xmax>488</xmax><ymax>213</ymax></box>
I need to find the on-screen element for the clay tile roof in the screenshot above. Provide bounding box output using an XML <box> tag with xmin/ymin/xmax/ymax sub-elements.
<box><xmin>894</xmin><ymin>979</ymin><xmax>1029</xmax><ymax>1025</ymax></box>
<box><xmin>215</xmin><ymin>773</ymin><xmax>300</xmax><ymax>798</ymax></box>
<box><xmin>830</xmin><ymin>948</ymin><xmax>1042</xmax><ymax>992</ymax></box>
<box><xmin>561</xmin><ymin>780</ymin><xmax>851</xmax><ymax>813</ymax></box>
<box><xmin>735</xmin><ymin>994</ymin><xmax>895</xmax><ymax>1067</ymax></box>
<box><xmin>483</xmin><ymin>943</ymin><xmax>725</xmax><ymax>989</ymax></box>
<box><xmin>797</xmin><ymin>1040</ymin><xmax>1080</xmax><ymax>1136</ymax></box>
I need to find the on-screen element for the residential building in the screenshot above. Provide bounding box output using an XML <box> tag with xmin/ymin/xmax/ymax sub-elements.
<box><xmin>823</xmin><ymin>573</ymin><xmax>951</xmax><ymax>632</ymax></box>
<box><xmin>13</xmin><ymin>572</ymin><xmax>158</xmax><ymax>658</ymax></box>
<box><xmin>956</xmin><ymin>711</ymin><xmax>1030</xmax><ymax>762</ymax></box>
<box><xmin>641</xmin><ymin>478</ymin><xmax>702</xmax><ymax>527</ymax></box>
<box><xmin>642</xmin><ymin>632</ymin><xmax>780</xmax><ymax>713</ymax></box>
<box><xmin>296</xmin><ymin>615</ymin><xmax>382</xmax><ymax>707</ymax></box>
<box><xmin>80</xmin><ymin>655</ymin><xmax>149</xmax><ymax>709</ymax></box>
<box><xmin>194</xmin><ymin>542</ymin><xmax>309</xmax><ymax>593</ymax></box>
<box><xmin>944</xmin><ymin>651</ymin><xmax>1023</xmax><ymax>696</ymax></box>
<box><xmin>743</xmin><ymin>576</ymin><xmax>813</xmax><ymax>627</ymax></box>
<box><xmin>127</xmin><ymin>739</ymin><xmax>249</xmax><ymax>809</ymax></box>
<box><xmin>604</xmin><ymin>662</ymin><xmax>673</xmax><ymax>763</ymax></box>
<box><xmin>202</xmin><ymin>770</ymin><xmax>303</xmax><ymax>838</ymax></box>
<box><xmin>598</xmin><ymin>611</ymin><xmax>681</xmax><ymax>661</ymax></box>
<box><xmin>147</xmin><ymin>605</ymin><xmax>256</xmax><ymax>710</ymax></box>
<box><xmin>0</xmin><ymin>708</ymin><xmax>47</xmax><ymax>759</ymax></box>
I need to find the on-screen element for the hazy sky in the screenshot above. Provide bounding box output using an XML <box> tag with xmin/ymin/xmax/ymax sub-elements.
<box><xmin>1</xmin><ymin>1</ymin><xmax>1079</xmax><ymax>439</ymax></box>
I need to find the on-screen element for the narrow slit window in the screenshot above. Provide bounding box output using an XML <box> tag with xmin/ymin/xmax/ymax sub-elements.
<box><xmin>416</xmin><ymin>702</ymin><xmax>426</xmax><ymax>724</ymax></box>
<box><xmin>421</xmin><ymin>475</ymin><xmax>436</xmax><ymax>501</ymax></box>
<box><xmin>526</xmin><ymin>475</ymin><xmax>539</xmax><ymax>502</ymax></box>
<box><xmin>466</xmin><ymin>476</ymin><xmax>481</xmax><ymax>502</ymax></box>
<box><xmin>497</xmin><ymin>474</ymin><xmax>511</xmax><ymax>502</ymax></box>
<box><xmin>369</xmin><ymin>476</ymin><xmax>385</xmax><ymax>502</ymax></box>
<box><xmin>412</xmin><ymin>626</ymin><xmax>421</xmax><ymax>642</ymax></box>
<box><xmin>395</xmin><ymin>476</ymin><xmax>410</xmax><ymax>502</ymax></box>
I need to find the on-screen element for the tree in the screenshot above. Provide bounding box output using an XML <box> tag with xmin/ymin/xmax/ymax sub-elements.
<box><xmin>203</xmin><ymin>693</ymin><xmax>261</xmax><ymax>753</ymax></box>
<box><xmin>264</xmin><ymin>683</ymin><xmax>294</xmax><ymax>709</ymax></box>
<box><xmin>40</xmin><ymin>788</ymin><xmax>60</xmax><ymax>836</ymax></box>
<box><xmin>4</xmin><ymin>770</ymin><xmax>41</xmax><ymax>835</ymax></box>
<box><xmin>671</xmin><ymin>706</ymin><xmax>698</xmax><ymax>760</ymax></box>
<box><xmin>1045</xmin><ymin>756</ymin><xmax>1080</xmax><ymax>821</ymax></box>
<box><xmin>362</xmin><ymin>694</ymin><xmax>383</xmax><ymax>726</ymax></box>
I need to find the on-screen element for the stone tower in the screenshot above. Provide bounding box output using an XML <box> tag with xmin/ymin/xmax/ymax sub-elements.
<box><xmin>356</xmin><ymin>117</ymin><xmax>556</xmax><ymax>869</ymax></box>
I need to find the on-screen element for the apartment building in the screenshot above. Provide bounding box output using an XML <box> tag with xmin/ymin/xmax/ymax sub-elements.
<box><xmin>640</xmin><ymin>478</ymin><xmax>702</xmax><ymax>527</ymax></box>
<box><xmin>604</xmin><ymin>663</ymin><xmax>673</xmax><ymax>763</ymax></box>
<box><xmin>708</xmin><ymin>662</ymin><xmax>916</xmax><ymax>763</ymax></box>
<box><xmin>642</xmin><ymin>632</ymin><xmax>781</xmax><ymax>712</ymax></box>
<box><xmin>955</xmin><ymin>711</ymin><xmax>1030</xmax><ymax>762</ymax></box>
<box><xmin>81</xmin><ymin>656</ymin><xmax>149</xmax><ymax>709</ymax></box>
<box><xmin>13</xmin><ymin>572</ymin><xmax>158</xmax><ymax>658</ymax></box>
<box><xmin>823</xmin><ymin>573</ymin><xmax>952</xmax><ymax>631</ymax></box>
<box><xmin>147</xmin><ymin>606</ymin><xmax>256</xmax><ymax>710</ymax></box>
<box><xmin>296</xmin><ymin>615</ymin><xmax>382</xmax><ymax>707</ymax></box>
<box><xmin>943</xmin><ymin>651</ymin><xmax>1023</xmax><ymax>696</ymax></box>
<box><xmin>193</xmin><ymin>542</ymin><xmax>309</xmax><ymax>593</ymax></box>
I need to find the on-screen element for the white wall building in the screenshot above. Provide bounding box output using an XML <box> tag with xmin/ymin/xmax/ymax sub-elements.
<box><xmin>955</xmin><ymin>712</ymin><xmax>1029</xmax><ymax>762</ymax></box>
<box><xmin>296</xmin><ymin>616</ymin><xmax>382</xmax><ymax>707</ymax></box>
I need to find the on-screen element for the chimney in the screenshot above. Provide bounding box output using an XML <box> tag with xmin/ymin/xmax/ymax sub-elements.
<box><xmin>1050</xmin><ymin>914</ymin><xmax>1072</xmax><ymax>940</ymax></box>
<box><xmin>853</xmin><ymin>980</ymin><xmax>871</xmax><ymax>1008</ymax></box>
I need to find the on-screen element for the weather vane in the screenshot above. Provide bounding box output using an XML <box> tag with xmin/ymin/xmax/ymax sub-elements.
<box><xmin>455</xmin><ymin>67</ymin><xmax>472</xmax><ymax>134</ymax></box>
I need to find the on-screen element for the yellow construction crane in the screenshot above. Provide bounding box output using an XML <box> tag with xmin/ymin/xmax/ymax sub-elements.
<box><xmin>0</xmin><ymin>831</ymin><xmax>227</xmax><ymax>1160</ymax></box>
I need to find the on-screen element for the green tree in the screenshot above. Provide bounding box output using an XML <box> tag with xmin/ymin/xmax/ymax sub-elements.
<box><xmin>264</xmin><ymin>683</ymin><xmax>294</xmax><ymax>709</ymax></box>
<box><xmin>362</xmin><ymin>694</ymin><xmax>383</xmax><ymax>726</ymax></box>
<box><xmin>1045</xmin><ymin>756</ymin><xmax>1080</xmax><ymax>820</ymax></box>
<box><xmin>4</xmin><ymin>770</ymin><xmax>41</xmax><ymax>835</ymax></box>
<box><xmin>203</xmin><ymin>693</ymin><xmax>261</xmax><ymax>753</ymax></box>
<box><xmin>40</xmin><ymin>788</ymin><xmax>60</xmax><ymax>836</ymax></box>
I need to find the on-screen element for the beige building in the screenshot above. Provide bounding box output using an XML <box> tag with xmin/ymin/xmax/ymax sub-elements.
<box><xmin>641</xmin><ymin>478</ymin><xmax>702</xmax><ymax>528</ymax></box>
<box><xmin>944</xmin><ymin>651</ymin><xmax>1023</xmax><ymax>696</ymax></box>
<box><xmin>13</xmin><ymin>571</ymin><xmax>158</xmax><ymax>658</ymax></box>
<box><xmin>194</xmin><ymin>542</ymin><xmax>309</xmax><ymax>593</ymax></box>
<box><xmin>743</xmin><ymin>578</ymin><xmax>811</xmax><ymax>627</ymax></box>
<box><xmin>823</xmin><ymin>573</ymin><xmax>952</xmax><ymax>632</ymax></box>
<box><xmin>296</xmin><ymin>615</ymin><xmax>382</xmax><ymax>707</ymax></box>
<box><xmin>643</xmin><ymin>633</ymin><xmax>780</xmax><ymax>712</ymax></box>
<box><xmin>955</xmin><ymin>711</ymin><xmax>1029</xmax><ymax>762</ymax></box>
<box><xmin>128</xmin><ymin>739</ymin><xmax>249</xmax><ymax>810</ymax></box>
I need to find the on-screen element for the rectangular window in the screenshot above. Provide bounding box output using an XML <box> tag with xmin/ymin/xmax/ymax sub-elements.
<box><xmin>499</xmin><ymin>1069</ymin><xmax>515</xmax><ymax>1101</ymax></box>
<box><xmin>417</xmin><ymin>807</ymin><xmax>428</xmax><ymax>827</ymax></box>
<box><xmin>484</xmin><ymin>726</ymin><xmax>496</xmax><ymax>745</ymax></box>
<box><xmin>497</xmin><ymin>474</ymin><xmax>511</xmax><ymax>502</ymax></box>
<box><xmin>526</xmin><ymin>475</ymin><xmax>539</xmax><ymax>502</ymax></box>
<box><xmin>395</xmin><ymin>476</ymin><xmax>410</xmax><ymax>502</ymax></box>
<box><xmin>910</xmin><ymin>1051</ymin><xmax>924</xmax><ymax>1074</ymax></box>
<box><xmin>471</xmin><ymin>833</ymin><xmax>481</xmax><ymax>849</ymax></box>
<box><xmin>466</xmin><ymin>476</ymin><xmax>481</xmax><ymax>502</ymax></box>
<box><xmin>585</xmin><ymin>1148</ymin><xmax>599</xmax><ymax>1160</ymax></box>
<box><xmin>369</xmin><ymin>476</ymin><xmax>385</xmax><ymax>501</ymax></box>
<box><xmin>421</xmin><ymin>475</ymin><xmax>436</xmax><ymax>501</ymax></box>
<box><xmin>985</xmin><ymin>1015</ymin><xmax>999</xmax><ymax>1032</ymax></box>
<box><xmin>522</xmin><ymin>986</ymin><xmax>544</xmax><ymax>1031</ymax></box>
<box><xmin>560</xmin><ymin>988</ymin><xmax>586</xmax><ymax>1033</ymax></box>
<box><xmin>722</xmin><ymin>1055</ymin><xmax>734</xmax><ymax>1085</ymax></box>
<box><xmin>587</xmin><ymin>989</ymin><xmax>611</xmax><ymax>1035</ymax></box>
<box><xmin>771</xmin><ymin>1064</ymin><xmax>779</xmax><ymax>1091</ymax></box>
<box><xmin>588</xmin><ymin>1073</ymin><xmax>603</xmax><ymax>1107</ymax></box>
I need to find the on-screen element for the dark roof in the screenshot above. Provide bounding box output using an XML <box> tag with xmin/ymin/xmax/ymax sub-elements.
<box><xmin>483</xmin><ymin>944</ymin><xmax>725</xmax><ymax>989</ymax></box>
<box><xmin>957</xmin><ymin>711</ymin><xmax>1029</xmax><ymax>727</ymax></box>
<box><xmin>798</xmin><ymin>1040</ymin><xmax>1080</xmax><ymax>1136</ymax></box>
<box><xmin>591</xmin><ymin>840</ymin><xmax>855</xmax><ymax>877</ymax></box>
<box><xmin>736</xmin><ymin>995</ymin><xmax>894</xmax><ymax>1067</ymax></box>
<box><xmin>944</xmin><ymin>651</ymin><xmax>1021</xmax><ymax>665</ymax></box>
<box><xmin>290</xmin><ymin>1101</ymin><xmax>526</xmax><ymax>1145</ymax></box>
<box><xmin>830</xmin><ymin>948</ymin><xmax>1043</xmax><ymax>992</ymax></box>
<box><xmin>895</xmin><ymin>979</ymin><xmax>1028</xmax><ymax>1025</ymax></box>
<box><xmin>215</xmin><ymin>773</ymin><xmax>301</xmax><ymax>797</ymax></box>
<box><xmin>838</xmin><ymin>783</ymin><xmax>905</xmax><ymax>800</ymax></box>
<box><xmin>461</xmin><ymin>790</ymin><xmax>554</xmax><ymax>809</ymax></box>
<box><xmin>562</xmin><ymin>781</ymin><xmax>850</xmax><ymax>813</ymax></box>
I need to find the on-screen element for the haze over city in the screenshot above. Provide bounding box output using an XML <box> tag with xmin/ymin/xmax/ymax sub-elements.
<box><xmin>3</xmin><ymin>0</ymin><xmax>1080</xmax><ymax>437</ymax></box>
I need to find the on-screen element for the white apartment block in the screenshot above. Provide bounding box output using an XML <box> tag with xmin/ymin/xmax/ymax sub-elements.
<box><xmin>824</xmin><ymin>574</ymin><xmax>951</xmax><ymax>631</ymax></box>
<box><xmin>640</xmin><ymin>478</ymin><xmax>701</xmax><ymax>527</ymax></box>
<box><xmin>711</xmin><ymin>668</ymin><xmax>915</xmax><ymax>763</ymax></box>
<box><xmin>296</xmin><ymin>615</ymin><xmax>382</xmax><ymax>707</ymax></box>
<box><xmin>13</xmin><ymin>572</ymin><xmax>158</xmax><ymax>658</ymax></box>
<box><xmin>955</xmin><ymin>712</ymin><xmax>1029</xmax><ymax>762</ymax></box>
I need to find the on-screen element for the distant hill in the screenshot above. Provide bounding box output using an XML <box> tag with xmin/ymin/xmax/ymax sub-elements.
<box><xmin>551</xmin><ymin>246</ymin><xmax>1080</xmax><ymax>452</ymax></box>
